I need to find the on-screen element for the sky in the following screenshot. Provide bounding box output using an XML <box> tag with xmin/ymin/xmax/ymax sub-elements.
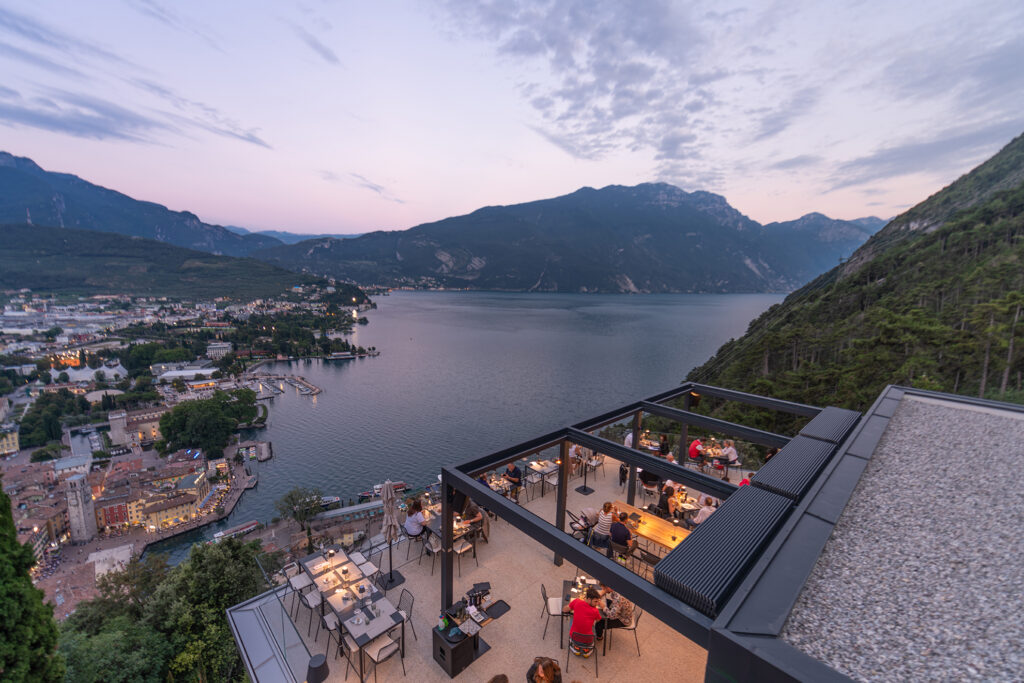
<box><xmin>1</xmin><ymin>1</ymin><xmax>1022</xmax><ymax>235</ymax></box>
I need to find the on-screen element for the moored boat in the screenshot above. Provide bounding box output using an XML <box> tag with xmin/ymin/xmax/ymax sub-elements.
<box><xmin>213</xmin><ymin>520</ymin><xmax>259</xmax><ymax>542</ymax></box>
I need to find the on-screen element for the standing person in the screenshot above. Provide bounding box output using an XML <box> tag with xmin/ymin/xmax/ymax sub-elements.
<box><xmin>526</xmin><ymin>657</ymin><xmax>562</xmax><ymax>682</ymax></box>
<box><xmin>658</xmin><ymin>434</ymin><xmax>671</xmax><ymax>456</ymax></box>
<box><xmin>623</xmin><ymin>429</ymin><xmax>634</xmax><ymax>449</ymax></box>
<box><xmin>590</xmin><ymin>502</ymin><xmax>614</xmax><ymax>549</ymax></box>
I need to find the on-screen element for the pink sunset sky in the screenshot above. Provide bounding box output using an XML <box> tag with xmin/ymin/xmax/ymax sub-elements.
<box><xmin>0</xmin><ymin>0</ymin><xmax>1022</xmax><ymax>234</ymax></box>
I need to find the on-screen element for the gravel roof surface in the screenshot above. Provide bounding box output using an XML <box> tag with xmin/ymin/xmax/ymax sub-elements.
<box><xmin>782</xmin><ymin>395</ymin><xmax>1024</xmax><ymax>682</ymax></box>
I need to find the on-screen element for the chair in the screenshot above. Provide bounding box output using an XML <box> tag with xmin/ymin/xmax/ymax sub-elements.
<box><xmin>641</xmin><ymin>482</ymin><xmax>659</xmax><ymax>502</ymax></box>
<box><xmin>320</xmin><ymin>611</ymin><xmax>341</xmax><ymax>656</ymax></box>
<box><xmin>544</xmin><ymin>471</ymin><xmax>559</xmax><ymax>494</ymax></box>
<box><xmin>301</xmin><ymin>590</ymin><xmax>323</xmax><ymax>635</ymax></box>
<box><xmin>587</xmin><ymin>453</ymin><xmax>606</xmax><ymax>479</ymax></box>
<box><xmin>359</xmin><ymin>549</ymin><xmax>382</xmax><ymax>583</ymax></box>
<box><xmin>396</xmin><ymin>588</ymin><xmax>417</xmax><ymax>640</ymax></box>
<box><xmin>403</xmin><ymin>527</ymin><xmax>425</xmax><ymax>561</ymax></box>
<box><xmin>607</xmin><ymin>607</ymin><xmax>643</xmax><ymax>656</ymax></box>
<box><xmin>348</xmin><ymin>550</ymin><xmax>367</xmax><ymax>565</ymax></box>
<box><xmin>566</xmin><ymin>630</ymin><xmax>598</xmax><ymax>677</ymax></box>
<box><xmin>453</xmin><ymin>536</ymin><xmax>477</xmax><ymax>576</ymax></box>
<box><xmin>637</xmin><ymin>549</ymin><xmax>660</xmax><ymax>581</ymax></box>
<box><xmin>339</xmin><ymin>628</ymin><xmax>360</xmax><ymax>681</ymax></box>
<box><xmin>421</xmin><ymin>533</ymin><xmax>443</xmax><ymax>575</ymax></box>
<box><xmin>364</xmin><ymin>632</ymin><xmax>405</xmax><ymax>682</ymax></box>
<box><xmin>539</xmin><ymin>584</ymin><xmax>565</xmax><ymax>640</ymax></box>
<box><xmin>607</xmin><ymin>541</ymin><xmax>635</xmax><ymax>571</ymax></box>
<box><xmin>567</xmin><ymin>510</ymin><xmax>589</xmax><ymax>542</ymax></box>
<box><xmin>524</xmin><ymin>471</ymin><xmax>542</xmax><ymax>501</ymax></box>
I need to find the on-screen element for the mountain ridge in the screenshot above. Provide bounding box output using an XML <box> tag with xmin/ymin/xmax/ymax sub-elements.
<box><xmin>0</xmin><ymin>152</ymin><xmax>283</xmax><ymax>257</ymax></box>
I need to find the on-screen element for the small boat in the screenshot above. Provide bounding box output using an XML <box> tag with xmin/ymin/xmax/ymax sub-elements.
<box><xmin>213</xmin><ymin>520</ymin><xmax>259</xmax><ymax>542</ymax></box>
<box><xmin>358</xmin><ymin>481</ymin><xmax>408</xmax><ymax>501</ymax></box>
<box><xmin>326</xmin><ymin>352</ymin><xmax>355</xmax><ymax>360</ymax></box>
<box><xmin>319</xmin><ymin>496</ymin><xmax>341</xmax><ymax>507</ymax></box>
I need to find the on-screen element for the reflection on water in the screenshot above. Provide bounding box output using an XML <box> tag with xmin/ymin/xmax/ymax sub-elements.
<box><xmin>146</xmin><ymin>291</ymin><xmax>781</xmax><ymax>563</ymax></box>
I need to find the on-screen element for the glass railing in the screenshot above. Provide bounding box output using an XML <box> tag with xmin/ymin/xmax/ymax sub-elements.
<box><xmin>254</xmin><ymin>556</ymin><xmax>311</xmax><ymax>682</ymax></box>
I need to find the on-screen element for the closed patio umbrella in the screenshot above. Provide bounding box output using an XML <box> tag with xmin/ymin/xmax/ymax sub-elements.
<box><xmin>379</xmin><ymin>479</ymin><xmax>404</xmax><ymax>589</ymax></box>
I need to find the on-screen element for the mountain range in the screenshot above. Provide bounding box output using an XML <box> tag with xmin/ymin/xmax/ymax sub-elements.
<box><xmin>0</xmin><ymin>223</ymin><xmax>360</xmax><ymax>301</ymax></box>
<box><xmin>690</xmin><ymin>129</ymin><xmax>1024</xmax><ymax>418</ymax></box>
<box><xmin>223</xmin><ymin>225</ymin><xmax>364</xmax><ymax>244</ymax></box>
<box><xmin>253</xmin><ymin>185</ymin><xmax>884</xmax><ymax>293</ymax></box>
<box><xmin>0</xmin><ymin>152</ymin><xmax>882</xmax><ymax>294</ymax></box>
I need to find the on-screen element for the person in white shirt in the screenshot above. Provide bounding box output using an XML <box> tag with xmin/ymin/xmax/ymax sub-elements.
<box><xmin>403</xmin><ymin>499</ymin><xmax>427</xmax><ymax>537</ymax></box>
<box><xmin>623</xmin><ymin>431</ymin><xmax>634</xmax><ymax>449</ymax></box>
<box><xmin>685</xmin><ymin>498</ymin><xmax>716</xmax><ymax>529</ymax></box>
<box><xmin>723</xmin><ymin>440</ymin><xmax>740</xmax><ymax>466</ymax></box>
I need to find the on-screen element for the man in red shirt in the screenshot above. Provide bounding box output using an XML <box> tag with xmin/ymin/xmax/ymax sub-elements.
<box><xmin>688</xmin><ymin>438</ymin><xmax>704</xmax><ymax>462</ymax></box>
<box><xmin>563</xmin><ymin>587</ymin><xmax>603</xmax><ymax>644</ymax></box>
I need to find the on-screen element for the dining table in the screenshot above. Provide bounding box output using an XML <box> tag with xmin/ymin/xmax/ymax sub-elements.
<box><xmin>528</xmin><ymin>459</ymin><xmax>559</xmax><ymax>497</ymax></box>
<box><xmin>560</xmin><ymin>576</ymin><xmax>608</xmax><ymax>653</ymax></box>
<box><xmin>299</xmin><ymin>546</ymin><xmax>403</xmax><ymax>682</ymax></box>
<box><xmin>613</xmin><ymin>499</ymin><xmax>689</xmax><ymax>551</ymax></box>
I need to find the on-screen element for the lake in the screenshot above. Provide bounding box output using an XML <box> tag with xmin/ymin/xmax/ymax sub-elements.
<box><xmin>147</xmin><ymin>291</ymin><xmax>781</xmax><ymax>561</ymax></box>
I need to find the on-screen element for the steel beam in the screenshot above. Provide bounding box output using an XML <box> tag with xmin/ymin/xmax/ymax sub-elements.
<box><xmin>641</xmin><ymin>402</ymin><xmax>791</xmax><ymax>448</ymax></box>
<box><xmin>688</xmin><ymin>383</ymin><xmax>821</xmax><ymax>417</ymax></box>
<box><xmin>440</xmin><ymin>466</ymin><xmax>714</xmax><ymax>645</ymax></box>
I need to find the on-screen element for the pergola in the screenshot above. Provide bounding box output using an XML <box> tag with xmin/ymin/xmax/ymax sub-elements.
<box><xmin>436</xmin><ymin>382</ymin><xmax>854</xmax><ymax>648</ymax></box>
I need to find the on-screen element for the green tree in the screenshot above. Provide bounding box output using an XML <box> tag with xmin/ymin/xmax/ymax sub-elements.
<box><xmin>159</xmin><ymin>398</ymin><xmax>237</xmax><ymax>458</ymax></box>
<box><xmin>0</xmin><ymin>476</ymin><xmax>65</xmax><ymax>681</ymax></box>
<box><xmin>143</xmin><ymin>539</ymin><xmax>267</xmax><ymax>680</ymax></box>
<box><xmin>57</xmin><ymin>371</ymin><xmax>69</xmax><ymax>383</ymax></box>
<box><xmin>60</xmin><ymin>617</ymin><xmax>170</xmax><ymax>683</ymax></box>
<box><xmin>275</xmin><ymin>486</ymin><xmax>323</xmax><ymax>531</ymax></box>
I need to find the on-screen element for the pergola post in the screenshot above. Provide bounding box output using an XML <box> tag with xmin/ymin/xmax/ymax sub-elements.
<box><xmin>627</xmin><ymin>410</ymin><xmax>642</xmax><ymax>506</ymax></box>
<box><xmin>440</xmin><ymin>470</ymin><xmax>454</xmax><ymax>610</ymax></box>
<box><xmin>680</xmin><ymin>391</ymin><xmax>692</xmax><ymax>457</ymax></box>
<box><xmin>553</xmin><ymin>440</ymin><xmax>570</xmax><ymax>566</ymax></box>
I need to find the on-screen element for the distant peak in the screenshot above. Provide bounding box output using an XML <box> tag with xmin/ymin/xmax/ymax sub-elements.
<box><xmin>0</xmin><ymin>151</ymin><xmax>43</xmax><ymax>173</ymax></box>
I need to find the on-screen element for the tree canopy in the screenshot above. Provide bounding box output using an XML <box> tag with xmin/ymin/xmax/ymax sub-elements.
<box><xmin>0</xmin><ymin>476</ymin><xmax>65</xmax><ymax>681</ymax></box>
<box><xmin>158</xmin><ymin>389</ymin><xmax>257</xmax><ymax>457</ymax></box>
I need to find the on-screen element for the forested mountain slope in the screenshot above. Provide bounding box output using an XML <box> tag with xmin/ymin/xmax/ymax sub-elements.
<box><xmin>689</xmin><ymin>132</ymin><xmax>1024</xmax><ymax>416</ymax></box>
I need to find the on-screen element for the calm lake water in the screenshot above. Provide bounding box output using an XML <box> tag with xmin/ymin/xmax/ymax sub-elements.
<box><xmin>147</xmin><ymin>291</ymin><xmax>781</xmax><ymax>562</ymax></box>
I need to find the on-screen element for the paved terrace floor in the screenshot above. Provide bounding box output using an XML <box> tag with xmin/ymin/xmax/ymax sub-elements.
<box><xmin>270</xmin><ymin>464</ymin><xmax>708</xmax><ymax>682</ymax></box>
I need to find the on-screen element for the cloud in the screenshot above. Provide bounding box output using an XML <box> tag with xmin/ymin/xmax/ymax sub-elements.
<box><xmin>0</xmin><ymin>6</ymin><xmax>131</xmax><ymax>66</ymax></box>
<box><xmin>443</xmin><ymin>0</ymin><xmax>706</xmax><ymax>169</ymax></box>
<box><xmin>125</xmin><ymin>0</ymin><xmax>223</xmax><ymax>51</ymax></box>
<box><xmin>290</xmin><ymin>23</ymin><xmax>340</xmax><ymax>65</ymax></box>
<box><xmin>130</xmin><ymin>78</ymin><xmax>271</xmax><ymax>148</ymax></box>
<box><xmin>829</xmin><ymin>119</ymin><xmax>1024</xmax><ymax>190</ymax></box>
<box><xmin>0</xmin><ymin>88</ymin><xmax>170</xmax><ymax>141</ymax></box>
<box><xmin>0</xmin><ymin>85</ymin><xmax>19</xmax><ymax>98</ymax></box>
<box><xmin>0</xmin><ymin>42</ymin><xmax>87</xmax><ymax>78</ymax></box>
<box><xmin>320</xmin><ymin>169</ymin><xmax>404</xmax><ymax>203</ymax></box>
<box><xmin>752</xmin><ymin>87</ymin><xmax>820</xmax><ymax>142</ymax></box>
<box><xmin>769</xmin><ymin>154</ymin><xmax>822</xmax><ymax>170</ymax></box>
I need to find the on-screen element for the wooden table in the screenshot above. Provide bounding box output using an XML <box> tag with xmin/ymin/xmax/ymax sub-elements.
<box><xmin>614</xmin><ymin>500</ymin><xmax>689</xmax><ymax>550</ymax></box>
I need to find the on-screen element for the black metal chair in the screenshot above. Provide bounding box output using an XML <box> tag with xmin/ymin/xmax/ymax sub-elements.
<box><xmin>566</xmin><ymin>630</ymin><xmax>598</xmax><ymax>677</ymax></box>
<box><xmin>364</xmin><ymin>630</ymin><xmax>405</xmax><ymax>682</ymax></box>
<box><xmin>397</xmin><ymin>588</ymin><xmax>417</xmax><ymax>640</ymax></box>
<box><xmin>567</xmin><ymin>510</ymin><xmax>590</xmax><ymax>542</ymax></box>
<box><xmin>607</xmin><ymin>607</ymin><xmax>643</xmax><ymax>656</ymax></box>
<box><xmin>540</xmin><ymin>584</ymin><xmax>566</xmax><ymax>640</ymax></box>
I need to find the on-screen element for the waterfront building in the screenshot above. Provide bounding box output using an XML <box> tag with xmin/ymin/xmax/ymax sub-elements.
<box><xmin>66</xmin><ymin>473</ymin><xmax>97</xmax><ymax>543</ymax></box>
<box><xmin>108</xmin><ymin>406</ymin><xmax>168</xmax><ymax>446</ymax></box>
<box><xmin>141</xmin><ymin>492</ymin><xmax>197</xmax><ymax>529</ymax></box>
<box><xmin>53</xmin><ymin>455</ymin><xmax>92</xmax><ymax>478</ymax></box>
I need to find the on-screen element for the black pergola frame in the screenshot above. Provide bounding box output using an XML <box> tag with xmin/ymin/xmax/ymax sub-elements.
<box><xmin>438</xmin><ymin>382</ymin><xmax>822</xmax><ymax>648</ymax></box>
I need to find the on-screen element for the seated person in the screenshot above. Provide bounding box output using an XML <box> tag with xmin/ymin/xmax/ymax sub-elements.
<box><xmin>658</xmin><ymin>434</ymin><xmax>671</xmax><ymax>456</ymax></box>
<box><xmin>595</xmin><ymin>584</ymin><xmax>634</xmax><ymax>637</ymax></box>
<box><xmin>403</xmin><ymin>499</ymin><xmax>427</xmax><ymax>538</ymax></box>
<box><xmin>684</xmin><ymin>497</ymin><xmax>716</xmax><ymax>529</ymax></box>
<box><xmin>723</xmin><ymin>439</ymin><xmax>740</xmax><ymax>466</ymax></box>
<box><xmin>563</xmin><ymin>587</ymin><xmax>603</xmax><ymax>644</ymax></box>
<box><xmin>609</xmin><ymin>512</ymin><xmax>632</xmax><ymax>546</ymax></box>
<box><xmin>462</xmin><ymin>500</ymin><xmax>483</xmax><ymax>525</ymax></box>
<box><xmin>502</xmin><ymin>461</ymin><xmax>523</xmax><ymax>498</ymax></box>
<box><xmin>656</xmin><ymin>485</ymin><xmax>678</xmax><ymax>518</ymax></box>
<box><xmin>738</xmin><ymin>472</ymin><xmax>753</xmax><ymax>487</ymax></box>
<box><xmin>688</xmin><ymin>438</ymin><xmax>704</xmax><ymax>462</ymax></box>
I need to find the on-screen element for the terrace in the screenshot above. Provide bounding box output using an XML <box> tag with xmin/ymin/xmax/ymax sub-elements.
<box><xmin>228</xmin><ymin>382</ymin><xmax>1022</xmax><ymax>681</ymax></box>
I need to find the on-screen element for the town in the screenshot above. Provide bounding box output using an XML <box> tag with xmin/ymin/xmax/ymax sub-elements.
<box><xmin>0</xmin><ymin>283</ymin><xmax>376</xmax><ymax>617</ymax></box>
